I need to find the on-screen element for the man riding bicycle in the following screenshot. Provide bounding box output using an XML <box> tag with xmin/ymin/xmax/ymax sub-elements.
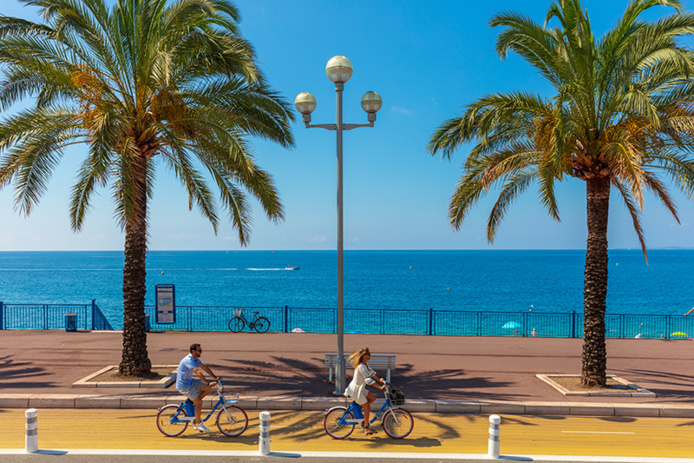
<box><xmin>176</xmin><ymin>343</ymin><xmax>218</xmax><ymax>432</ymax></box>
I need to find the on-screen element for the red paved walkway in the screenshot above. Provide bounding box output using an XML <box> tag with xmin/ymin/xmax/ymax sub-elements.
<box><xmin>2</xmin><ymin>330</ymin><xmax>693</xmax><ymax>407</ymax></box>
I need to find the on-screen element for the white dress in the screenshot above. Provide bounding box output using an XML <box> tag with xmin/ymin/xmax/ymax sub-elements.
<box><xmin>344</xmin><ymin>363</ymin><xmax>376</xmax><ymax>405</ymax></box>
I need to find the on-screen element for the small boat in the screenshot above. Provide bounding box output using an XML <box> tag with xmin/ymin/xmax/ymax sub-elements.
<box><xmin>285</xmin><ymin>266</ymin><xmax>300</xmax><ymax>271</ymax></box>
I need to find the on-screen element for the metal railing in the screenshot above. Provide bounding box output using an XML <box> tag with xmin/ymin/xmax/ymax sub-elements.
<box><xmin>143</xmin><ymin>306</ymin><xmax>694</xmax><ymax>340</ymax></box>
<box><xmin>2</xmin><ymin>302</ymin><xmax>693</xmax><ymax>340</ymax></box>
<box><xmin>0</xmin><ymin>300</ymin><xmax>113</xmax><ymax>330</ymax></box>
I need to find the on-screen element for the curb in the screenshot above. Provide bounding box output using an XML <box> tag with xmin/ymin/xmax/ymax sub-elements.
<box><xmin>2</xmin><ymin>449</ymin><xmax>694</xmax><ymax>463</ymax></box>
<box><xmin>1</xmin><ymin>393</ymin><xmax>693</xmax><ymax>417</ymax></box>
<box><xmin>72</xmin><ymin>365</ymin><xmax>177</xmax><ymax>389</ymax></box>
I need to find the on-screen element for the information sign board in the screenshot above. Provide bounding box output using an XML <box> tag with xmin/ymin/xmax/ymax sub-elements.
<box><xmin>155</xmin><ymin>284</ymin><xmax>175</xmax><ymax>324</ymax></box>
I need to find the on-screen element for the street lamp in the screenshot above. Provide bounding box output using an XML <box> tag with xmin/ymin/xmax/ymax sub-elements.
<box><xmin>295</xmin><ymin>56</ymin><xmax>381</xmax><ymax>395</ymax></box>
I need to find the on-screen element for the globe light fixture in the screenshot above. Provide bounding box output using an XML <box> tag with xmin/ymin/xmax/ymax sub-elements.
<box><xmin>296</xmin><ymin>56</ymin><xmax>381</xmax><ymax>395</ymax></box>
<box><xmin>325</xmin><ymin>55</ymin><xmax>353</xmax><ymax>84</ymax></box>
<box><xmin>294</xmin><ymin>92</ymin><xmax>317</xmax><ymax>123</ymax></box>
<box><xmin>361</xmin><ymin>91</ymin><xmax>382</xmax><ymax>121</ymax></box>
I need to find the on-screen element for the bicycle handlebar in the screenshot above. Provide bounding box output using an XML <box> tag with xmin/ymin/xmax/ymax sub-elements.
<box><xmin>213</xmin><ymin>377</ymin><xmax>223</xmax><ymax>393</ymax></box>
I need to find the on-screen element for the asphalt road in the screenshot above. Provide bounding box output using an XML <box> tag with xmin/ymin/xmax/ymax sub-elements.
<box><xmin>1</xmin><ymin>409</ymin><xmax>694</xmax><ymax>461</ymax></box>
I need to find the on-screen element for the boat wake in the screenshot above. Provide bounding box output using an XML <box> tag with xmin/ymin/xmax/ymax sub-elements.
<box><xmin>150</xmin><ymin>267</ymin><xmax>300</xmax><ymax>272</ymax></box>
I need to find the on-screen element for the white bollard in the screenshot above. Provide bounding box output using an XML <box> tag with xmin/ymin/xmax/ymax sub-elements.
<box><xmin>488</xmin><ymin>414</ymin><xmax>500</xmax><ymax>459</ymax></box>
<box><xmin>259</xmin><ymin>411</ymin><xmax>271</xmax><ymax>455</ymax></box>
<box><xmin>25</xmin><ymin>408</ymin><xmax>38</xmax><ymax>453</ymax></box>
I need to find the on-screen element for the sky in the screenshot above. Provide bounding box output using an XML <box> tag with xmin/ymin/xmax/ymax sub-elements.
<box><xmin>0</xmin><ymin>0</ymin><xmax>693</xmax><ymax>251</ymax></box>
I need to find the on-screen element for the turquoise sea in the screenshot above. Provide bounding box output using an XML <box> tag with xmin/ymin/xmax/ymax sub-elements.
<box><xmin>0</xmin><ymin>249</ymin><xmax>692</xmax><ymax>329</ymax></box>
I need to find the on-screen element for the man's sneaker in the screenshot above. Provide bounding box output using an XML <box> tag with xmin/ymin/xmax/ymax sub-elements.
<box><xmin>194</xmin><ymin>422</ymin><xmax>209</xmax><ymax>432</ymax></box>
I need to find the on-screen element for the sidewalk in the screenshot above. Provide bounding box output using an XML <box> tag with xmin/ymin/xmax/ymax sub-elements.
<box><xmin>1</xmin><ymin>330</ymin><xmax>693</xmax><ymax>417</ymax></box>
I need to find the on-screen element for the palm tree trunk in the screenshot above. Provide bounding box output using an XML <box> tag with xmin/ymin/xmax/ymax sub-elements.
<box><xmin>581</xmin><ymin>176</ymin><xmax>610</xmax><ymax>387</ymax></box>
<box><xmin>119</xmin><ymin>155</ymin><xmax>152</xmax><ymax>377</ymax></box>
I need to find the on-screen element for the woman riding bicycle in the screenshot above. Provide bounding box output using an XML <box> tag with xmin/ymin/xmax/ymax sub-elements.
<box><xmin>344</xmin><ymin>347</ymin><xmax>386</xmax><ymax>436</ymax></box>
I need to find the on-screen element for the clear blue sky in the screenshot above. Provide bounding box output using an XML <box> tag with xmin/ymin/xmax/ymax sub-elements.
<box><xmin>1</xmin><ymin>0</ymin><xmax>693</xmax><ymax>251</ymax></box>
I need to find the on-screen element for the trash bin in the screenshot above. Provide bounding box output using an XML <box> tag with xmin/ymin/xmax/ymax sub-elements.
<box><xmin>145</xmin><ymin>314</ymin><xmax>151</xmax><ymax>332</ymax></box>
<box><xmin>65</xmin><ymin>313</ymin><xmax>77</xmax><ymax>332</ymax></box>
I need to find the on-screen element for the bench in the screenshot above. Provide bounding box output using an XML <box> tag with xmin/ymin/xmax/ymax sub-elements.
<box><xmin>324</xmin><ymin>353</ymin><xmax>396</xmax><ymax>383</ymax></box>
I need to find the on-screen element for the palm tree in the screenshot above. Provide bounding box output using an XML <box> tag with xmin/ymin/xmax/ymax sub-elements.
<box><xmin>0</xmin><ymin>0</ymin><xmax>294</xmax><ymax>376</ymax></box>
<box><xmin>428</xmin><ymin>0</ymin><xmax>694</xmax><ymax>386</ymax></box>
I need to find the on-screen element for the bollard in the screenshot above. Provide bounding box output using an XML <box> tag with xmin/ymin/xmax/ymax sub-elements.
<box><xmin>488</xmin><ymin>414</ymin><xmax>500</xmax><ymax>459</ymax></box>
<box><xmin>25</xmin><ymin>408</ymin><xmax>38</xmax><ymax>453</ymax></box>
<box><xmin>259</xmin><ymin>411</ymin><xmax>271</xmax><ymax>455</ymax></box>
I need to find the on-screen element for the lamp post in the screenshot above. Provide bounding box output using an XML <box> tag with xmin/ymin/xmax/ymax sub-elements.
<box><xmin>295</xmin><ymin>56</ymin><xmax>382</xmax><ymax>395</ymax></box>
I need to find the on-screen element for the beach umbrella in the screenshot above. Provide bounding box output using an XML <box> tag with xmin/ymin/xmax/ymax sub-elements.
<box><xmin>670</xmin><ymin>332</ymin><xmax>687</xmax><ymax>337</ymax></box>
<box><xmin>502</xmin><ymin>321</ymin><xmax>521</xmax><ymax>330</ymax></box>
<box><xmin>291</xmin><ymin>328</ymin><xmax>305</xmax><ymax>333</ymax></box>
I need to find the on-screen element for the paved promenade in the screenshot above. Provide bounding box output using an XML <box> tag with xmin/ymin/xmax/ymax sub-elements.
<box><xmin>1</xmin><ymin>330</ymin><xmax>694</xmax><ymax>417</ymax></box>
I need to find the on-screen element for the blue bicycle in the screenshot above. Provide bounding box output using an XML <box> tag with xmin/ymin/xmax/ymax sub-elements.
<box><xmin>156</xmin><ymin>378</ymin><xmax>248</xmax><ymax>437</ymax></box>
<box><xmin>323</xmin><ymin>381</ymin><xmax>414</xmax><ymax>439</ymax></box>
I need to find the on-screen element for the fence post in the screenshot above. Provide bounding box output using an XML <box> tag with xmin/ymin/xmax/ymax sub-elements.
<box><xmin>571</xmin><ymin>310</ymin><xmax>576</xmax><ymax>338</ymax></box>
<box><xmin>0</xmin><ymin>301</ymin><xmax>4</xmax><ymax>330</ymax></box>
<box><xmin>284</xmin><ymin>306</ymin><xmax>289</xmax><ymax>333</ymax></box>
<box><xmin>428</xmin><ymin>308</ymin><xmax>434</xmax><ymax>336</ymax></box>
<box><xmin>477</xmin><ymin>311</ymin><xmax>481</xmax><ymax>336</ymax></box>
<box><xmin>91</xmin><ymin>299</ymin><xmax>96</xmax><ymax>330</ymax></box>
<box><xmin>522</xmin><ymin>312</ymin><xmax>528</xmax><ymax>337</ymax></box>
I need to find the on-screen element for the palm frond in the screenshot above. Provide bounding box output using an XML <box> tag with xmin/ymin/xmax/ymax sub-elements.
<box><xmin>486</xmin><ymin>167</ymin><xmax>538</xmax><ymax>242</ymax></box>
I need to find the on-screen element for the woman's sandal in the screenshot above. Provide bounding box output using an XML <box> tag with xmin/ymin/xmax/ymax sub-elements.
<box><xmin>364</xmin><ymin>426</ymin><xmax>378</xmax><ymax>436</ymax></box>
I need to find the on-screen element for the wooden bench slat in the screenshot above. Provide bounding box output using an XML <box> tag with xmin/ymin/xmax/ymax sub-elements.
<box><xmin>324</xmin><ymin>353</ymin><xmax>396</xmax><ymax>383</ymax></box>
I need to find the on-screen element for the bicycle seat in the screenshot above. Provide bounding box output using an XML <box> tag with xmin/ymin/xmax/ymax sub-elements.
<box><xmin>253</xmin><ymin>311</ymin><xmax>259</xmax><ymax>315</ymax></box>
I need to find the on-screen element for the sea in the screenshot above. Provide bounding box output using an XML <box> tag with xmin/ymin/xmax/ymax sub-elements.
<box><xmin>0</xmin><ymin>249</ymin><xmax>692</xmax><ymax>328</ymax></box>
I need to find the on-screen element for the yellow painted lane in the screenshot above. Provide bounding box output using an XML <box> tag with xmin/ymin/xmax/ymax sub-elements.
<box><xmin>498</xmin><ymin>414</ymin><xmax>694</xmax><ymax>458</ymax></box>
<box><xmin>1</xmin><ymin>409</ymin><xmax>693</xmax><ymax>458</ymax></box>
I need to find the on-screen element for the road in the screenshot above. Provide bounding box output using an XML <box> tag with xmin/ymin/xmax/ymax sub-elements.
<box><xmin>1</xmin><ymin>409</ymin><xmax>693</xmax><ymax>461</ymax></box>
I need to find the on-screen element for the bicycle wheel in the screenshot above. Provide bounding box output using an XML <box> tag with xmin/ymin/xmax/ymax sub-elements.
<box><xmin>253</xmin><ymin>317</ymin><xmax>270</xmax><ymax>333</ymax></box>
<box><xmin>228</xmin><ymin>317</ymin><xmax>245</xmax><ymax>332</ymax></box>
<box><xmin>216</xmin><ymin>405</ymin><xmax>249</xmax><ymax>437</ymax></box>
<box><xmin>156</xmin><ymin>404</ymin><xmax>189</xmax><ymax>437</ymax></box>
<box><xmin>323</xmin><ymin>407</ymin><xmax>355</xmax><ymax>439</ymax></box>
<box><xmin>382</xmin><ymin>408</ymin><xmax>414</xmax><ymax>439</ymax></box>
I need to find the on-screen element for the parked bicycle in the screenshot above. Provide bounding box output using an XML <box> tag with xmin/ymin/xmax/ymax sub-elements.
<box><xmin>228</xmin><ymin>308</ymin><xmax>270</xmax><ymax>333</ymax></box>
<box><xmin>323</xmin><ymin>381</ymin><xmax>414</xmax><ymax>439</ymax></box>
<box><xmin>156</xmin><ymin>378</ymin><xmax>248</xmax><ymax>437</ymax></box>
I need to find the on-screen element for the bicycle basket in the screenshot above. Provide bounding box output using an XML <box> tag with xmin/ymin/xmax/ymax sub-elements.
<box><xmin>389</xmin><ymin>386</ymin><xmax>405</xmax><ymax>405</ymax></box>
<box><xmin>234</xmin><ymin>308</ymin><xmax>244</xmax><ymax>317</ymax></box>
